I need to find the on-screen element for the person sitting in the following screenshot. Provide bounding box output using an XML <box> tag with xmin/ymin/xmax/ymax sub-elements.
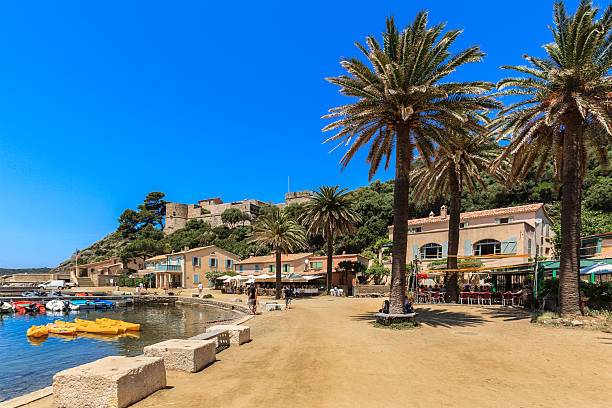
<box><xmin>403</xmin><ymin>297</ymin><xmax>414</xmax><ymax>314</ymax></box>
<box><xmin>463</xmin><ymin>283</ymin><xmax>471</xmax><ymax>292</ymax></box>
<box><xmin>379</xmin><ymin>300</ymin><xmax>390</xmax><ymax>314</ymax></box>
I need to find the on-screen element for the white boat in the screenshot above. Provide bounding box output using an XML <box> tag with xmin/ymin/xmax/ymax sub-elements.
<box><xmin>68</xmin><ymin>303</ymin><xmax>80</xmax><ymax>311</ymax></box>
<box><xmin>0</xmin><ymin>301</ymin><xmax>12</xmax><ymax>313</ymax></box>
<box><xmin>45</xmin><ymin>299</ymin><xmax>67</xmax><ymax>312</ymax></box>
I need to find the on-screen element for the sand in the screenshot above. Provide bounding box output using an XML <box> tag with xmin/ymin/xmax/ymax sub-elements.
<box><xmin>23</xmin><ymin>296</ymin><xmax>612</xmax><ymax>408</ymax></box>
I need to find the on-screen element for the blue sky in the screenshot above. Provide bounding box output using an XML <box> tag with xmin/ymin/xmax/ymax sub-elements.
<box><xmin>0</xmin><ymin>0</ymin><xmax>583</xmax><ymax>268</ymax></box>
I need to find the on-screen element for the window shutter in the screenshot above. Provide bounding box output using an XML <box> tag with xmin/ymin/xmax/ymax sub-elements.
<box><xmin>464</xmin><ymin>240</ymin><xmax>472</xmax><ymax>256</ymax></box>
<box><xmin>208</xmin><ymin>258</ymin><xmax>213</xmax><ymax>267</ymax></box>
<box><xmin>501</xmin><ymin>237</ymin><xmax>517</xmax><ymax>254</ymax></box>
<box><xmin>412</xmin><ymin>244</ymin><xmax>420</xmax><ymax>259</ymax></box>
<box><xmin>442</xmin><ymin>242</ymin><xmax>448</xmax><ymax>258</ymax></box>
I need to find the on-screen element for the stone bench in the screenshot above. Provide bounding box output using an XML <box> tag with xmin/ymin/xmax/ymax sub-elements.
<box><xmin>265</xmin><ymin>303</ymin><xmax>282</xmax><ymax>311</ymax></box>
<box><xmin>144</xmin><ymin>339</ymin><xmax>216</xmax><ymax>373</ymax></box>
<box><xmin>190</xmin><ymin>329</ymin><xmax>231</xmax><ymax>352</ymax></box>
<box><xmin>53</xmin><ymin>356</ymin><xmax>166</xmax><ymax>408</ymax></box>
<box><xmin>374</xmin><ymin>312</ymin><xmax>418</xmax><ymax>326</ymax></box>
<box><xmin>206</xmin><ymin>324</ymin><xmax>250</xmax><ymax>345</ymax></box>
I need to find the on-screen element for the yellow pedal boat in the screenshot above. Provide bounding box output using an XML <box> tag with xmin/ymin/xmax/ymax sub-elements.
<box><xmin>55</xmin><ymin>319</ymin><xmax>121</xmax><ymax>335</ymax></box>
<box><xmin>96</xmin><ymin>318</ymin><xmax>141</xmax><ymax>331</ymax></box>
<box><xmin>46</xmin><ymin>323</ymin><xmax>77</xmax><ymax>336</ymax></box>
<box><xmin>27</xmin><ymin>325</ymin><xmax>49</xmax><ymax>338</ymax></box>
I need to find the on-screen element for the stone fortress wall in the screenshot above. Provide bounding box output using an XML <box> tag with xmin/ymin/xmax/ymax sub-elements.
<box><xmin>164</xmin><ymin>191</ymin><xmax>313</xmax><ymax>235</ymax></box>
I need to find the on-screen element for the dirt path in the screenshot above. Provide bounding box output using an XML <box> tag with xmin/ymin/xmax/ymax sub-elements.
<box><xmin>25</xmin><ymin>297</ymin><xmax>612</xmax><ymax>408</ymax></box>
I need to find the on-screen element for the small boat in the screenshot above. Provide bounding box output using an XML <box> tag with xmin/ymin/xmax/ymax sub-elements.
<box><xmin>46</xmin><ymin>323</ymin><xmax>77</xmax><ymax>335</ymax></box>
<box><xmin>68</xmin><ymin>303</ymin><xmax>80</xmax><ymax>311</ymax></box>
<box><xmin>27</xmin><ymin>325</ymin><xmax>49</xmax><ymax>338</ymax></box>
<box><xmin>46</xmin><ymin>299</ymin><xmax>68</xmax><ymax>312</ymax></box>
<box><xmin>13</xmin><ymin>301</ymin><xmax>45</xmax><ymax>314</ymax></box>
<box><xmin>0</xmin><ymin>301</ymin><xmax>13</xmax><ymax>313</ymax></box>
<box><xmin>70</xmin><ymin>299</ymin><xmax>95</xmax><ymax>309</ymax></box>
<box><xmin>22</xmin><ymin>291</ymin><xmax>46</xmax><ymax>297</ymax></box>
<box><xmin>96</xmin><ymin>318</ymin><xmax>140</xmax><ymax>331</ymax></box>
<box><xmin>92</xmin><ymin>299</ymin><xmax>114</xmax><ymax>309</ymax></box>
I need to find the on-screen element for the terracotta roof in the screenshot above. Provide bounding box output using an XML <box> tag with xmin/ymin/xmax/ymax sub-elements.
<box><xmin>236</xmin><ymin>253</ymin><xmax>313</xmax><ymax>265</ymax></box>
<box><xmin>406</xmin><ymin>203</ymin><xmax>545</xmax><ymax>226</ymax></box>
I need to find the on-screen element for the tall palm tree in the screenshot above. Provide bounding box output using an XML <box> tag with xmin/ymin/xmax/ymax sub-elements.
<box><xmin>250</xmin><ymin>207</ymin><xmax>307</xmax><ymax>299</ymax></box>
<box><xmin>490</xmin><ymin>0</ymin><xmax>611</xmax><ymax>316</ymax></box>
<box><xmin>411</xmin><ymin>131</ymin><xmax>505</xmax><ymax>302</ymax></box>
<box><xmin>324</xmin><ymin>14</ymin><xmax>497</xmax><ymax>313</ymax></box>
<box><xmin>299</xmin><ymin>186</ymin><xmax>361</xmax><ymax>293</ymax></box>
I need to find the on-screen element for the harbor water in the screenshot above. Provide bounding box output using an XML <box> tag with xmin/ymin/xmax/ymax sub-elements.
<box><xmin>0</xmin><ymin>302</ymin><xmax>237</xmax><ymax>401</ymax></box>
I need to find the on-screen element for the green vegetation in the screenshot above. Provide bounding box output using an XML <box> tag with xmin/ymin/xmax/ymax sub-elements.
<box><xmin>363</xmin><ymin>262</ymin><xmax>390</xmax><ymax>285</ymax></box>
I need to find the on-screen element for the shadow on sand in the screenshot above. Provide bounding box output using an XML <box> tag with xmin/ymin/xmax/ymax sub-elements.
<box><xmin>481</xmin><ymin>307</ymin><xmax>533</xmax><ymax>322</ymax></box>
<box><xmin>351</xmin><ymin>306</ymin><xmax>487</xmax><ymax>328</ymax></box>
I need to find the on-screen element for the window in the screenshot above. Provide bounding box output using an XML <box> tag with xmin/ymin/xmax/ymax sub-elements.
<box><xmin>460</xmin><ymin>221</ymin><xmax>468</xmax><ymax>228</ymax></box>
<box><xmin>528</xmin><ymin>239</ymin><xmax>532</xmax><ymax>255</ymax></box>
<box><xmin>239</xmin><ymin>265</ymin><xmax>244</xmax><ymax>272</ymax></box>
<box><xmin>254</xmin><ymin>264</ymin><xmax>260</xmax><ymax>272</ymax></box>
<box><xmin>497</xmin><ymin>217</ymin><xmax>512</xmax><ymax>224</ymax></box>
<box><xmin>474</xmin><ymin>239</ymin><xmax>501</xmax><ymax>256</ymax></box>
<box><xmin>283</xmin><ymin>264</ymin><xmax>290</xmax><ymax>273</ymax></box>
<box><xmin>209</xmin><ymin>258</ymin><xmax>218</xmax><ymax>268</ymax></box>
<box><xmin>194</xmin><ymin>274</ymin><xmax>199</xmax><ymax>284</ymax></box>
<box><xmin>172</xmin><ymin>211</ymin><xmax>176</xmax><ymax>217</ymax></box>
<box><xmin>420</xmin><ymin>243</ymin><xmax>443</xmax><ymax>259</ymax></box>
<box><xmin>226</xmin><ymin>259</ymin><xmax>233</xmax><ymax>269</ymax></box>
<box><xmin>192</xmin><ymin>256</ymin><xmax>201</xmax><ymax>267</ymax></box>
<box><xmin>268</xmin><ymin>265</ymin><xmax>275</xmax><ymax>273</ymax></box>
<box><xmin>310</xmin><ymin>261</ymin><xmax>323</xmax><ymax>269</ymax></box>
<box><xmin>408</xmin><ymin>227</ymin><xmax>422</xmax><ymax>234</ymax></box>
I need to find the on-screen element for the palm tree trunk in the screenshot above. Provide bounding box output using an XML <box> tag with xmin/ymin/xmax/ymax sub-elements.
<box><xmin>389</xmin><ymin>124</ymin><xmax>411</xmax><ymax>314</ymax></box>
<box><xmin>559</xmin><ymin>115</ymin><xmax>582</xmax><ymax>316</ymax></box>
<box><xmin>326</xmin><ymin>224</ymin><xmax>334</xmax><ymax>294</ymax></box>
<box><xmin>446</xmin><ymin>166</ymin><xmax>461</xmax><ymax>303</ymax></box>
<box><xmin>275</xmin><ymin>249</ymin><xmax>282</xmax><ymax>300</ymax></box>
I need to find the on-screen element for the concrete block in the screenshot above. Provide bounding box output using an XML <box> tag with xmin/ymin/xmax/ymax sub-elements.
<box><xmin>206</xmin><ymin>324</ymin><xmax>250</xmax><ymax>345</ymax></box>
<box><xmin>53</xmin><ymin>355</ymin><xmax>166</xmax><ymax>408</ymax></box>
<box><xmin>144</xmin><ymin>339</ymin><xmax>215</xmax><ymax>372</ymax></box>
<box><xmin>190</xmin><ymin>329</ymin><xmax>231</xmax><ymax>351</ymax></box>
<box><xmin>265</xmin><ymin>303</ymin><xmax>282</xmax><ymax>311</ymax></box>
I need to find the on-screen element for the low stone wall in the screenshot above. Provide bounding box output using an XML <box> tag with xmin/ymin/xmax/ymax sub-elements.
<box><xmin>134</xmin><ymin>295</ymin><xmax>250</xmax><ymax>317</ymax></box>
<box><xmin>354</xmin><ymin>284</ymin><xmax>390</xmax><ymax>297</ymax></box>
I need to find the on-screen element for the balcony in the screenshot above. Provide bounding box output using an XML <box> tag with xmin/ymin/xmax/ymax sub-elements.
<box><xmin>155</xmin><ymin>264</ymin><xmax>183</xmax><ymax>272</ymax></box>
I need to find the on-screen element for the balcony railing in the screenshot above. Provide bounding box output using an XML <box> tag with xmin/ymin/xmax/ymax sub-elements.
<box><xmin>155</xmin><ymin>264</ymin><xmax>183</xmax><ymax>272</ymax></box>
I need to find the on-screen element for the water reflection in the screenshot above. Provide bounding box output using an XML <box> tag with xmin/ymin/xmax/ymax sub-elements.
<box><xmin>0</xmin><ymin>303</ymin><xmax>237</xmax><ymax>401</ymax></box>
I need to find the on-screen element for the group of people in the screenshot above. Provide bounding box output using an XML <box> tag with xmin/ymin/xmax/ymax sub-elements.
<box><xmin>461</xmin><ymin>283</ymin><xmax>492</xmax><ymax>292</ymax></box>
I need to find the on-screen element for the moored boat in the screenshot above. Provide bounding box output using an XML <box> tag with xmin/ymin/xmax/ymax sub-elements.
<box><xmin>45</xmin><ymin>299</ymin><xmax>68</xmax><ymax>312</ymax></box>
<box><xmin>13</xmin><ymin>301</ymin><xmax>45</xmax><ymax>314</ymax></box>
<box><xmin>46</xmin><ymin>323</ymin><xmax>77</xmax><ymax>335</ymax></box>
<box><xmin>95</xmin><ymin>318</ymin><xmax>140</xmax><ymax>331</ymax></box>
<box><xmin>70</xmin><ymin>299</ymin><xmax>94</xmax><ymax>309</ymax></box>
<box><xmin>0</xmin><ymin>301</ymin><xmax>13</xmax><ymax>313</ymax></box>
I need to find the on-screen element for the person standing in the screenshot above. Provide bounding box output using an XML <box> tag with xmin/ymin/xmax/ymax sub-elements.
<box><xmin>197</xmin><ymin>282</ymin><xmax>203</xmax><ymax>297</ymax></box>
<box><xmin>284</xmin><ymin>286</ymin><xmax>293</xmax><ymax>310</ymax></box>
<box><xmin>247</xmin><ymin>283</ymin><xmax>257</xmax><ymax>315</ymax></box>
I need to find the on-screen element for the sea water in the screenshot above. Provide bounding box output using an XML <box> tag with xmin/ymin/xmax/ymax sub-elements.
<box><xmin>0</xmin><ymin>302</ymin><xmax>237</xmax><ymax>401</ymax></box>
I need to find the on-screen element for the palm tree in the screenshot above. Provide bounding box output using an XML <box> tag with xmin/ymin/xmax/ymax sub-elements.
<box><xmin>490</xmin><ymin>0</ymin><xmax>611</xmax><ymax>316</ymax></box>
<box><xmin>299</xmin><ymin>186</ymin><xmax>361</xmax><ymax>293</ymax></box>
<box><xmin>411</xmin><ymin>132</ymin><xmax>505</xmax><ymax>302</ymax></box>
<box><xmin>250</xmin><ymin>207</ymin><xmax>307</xmax><ymax>299</ymax></box>
<box><xmin>324</xmin><ymin>14</ymin><xmax>497</xmax><ymax>313</ymax></box>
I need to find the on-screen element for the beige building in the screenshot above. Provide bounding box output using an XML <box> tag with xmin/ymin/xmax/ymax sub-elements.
<box><xmin>388</xmin><ymin>203</ymin><xmax>555</xmax><ymax>271</ymax></box>
<box><xmin>235</xmin><ymin>253</ymin><xmax>313</xmax><ymax>275</ymax></box>
<box><xmin>142</xmin><ymin>245</ymin><xmax>240</xmax><ymax>289</ymax></box>
<box><xmin>164</xmin><ymin>191</ymin><xmax>313</xmax><ymax>234</ymax></box>
<box><xmin>581</xmin><ymin>232</ymin><xmax>612</xmax><ymax>259</ymax></box>
<box><xmin>73</xmin><ymin>257</ymin><xmax>143</xmax><ymax>286</ymax></box>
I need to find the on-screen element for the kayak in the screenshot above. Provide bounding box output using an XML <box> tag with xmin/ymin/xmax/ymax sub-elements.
<box><xmin>46</xmin><ymin>323</ymin><xmax>77</xmax><ymax>335</ymax></box>
<box><xmin>27</xmin><ymin>325</ymin><xmax>49</xmax><ymax>338</ymax></box>
<box><xmin>96</xmin><ymin>318</ymin><xmax>140</xmax><ymax>331</ymax></box>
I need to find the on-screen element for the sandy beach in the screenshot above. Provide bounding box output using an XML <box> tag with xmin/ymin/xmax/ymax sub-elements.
<box><xmin>23</xmin><ymin>294</ymin><xmax>612</xmax><ymax>408</ymax></box>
